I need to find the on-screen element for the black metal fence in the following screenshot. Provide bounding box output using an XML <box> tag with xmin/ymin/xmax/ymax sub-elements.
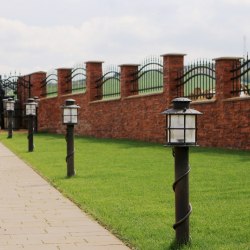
<box><xmin>130</xmin><ymin>56</ymin><xmax>163</xmax><ymax>94</ymax></box>
<box><xmin>95</xmin><ymin>65</ymin><xmax>120</xmax><ymax>99</ymax></box>
<box><xmin>66</xmin><ymin>63</ymin><xmax>87</xmax><ymax>93</ymax></box>
<box><xmin>0</xmin><ymin>72</ymin><xmax>27</xmax><ymax>130</ymax></box>
<box><xmin>0</xmin><ymin>72</ymin><xmax>20</xmax><ymax>97</ymax></box>
<box><xmin>41</xmin><ymin>69</ymin><xmax>58</xmax><ymax>97</ymax></box>
<box><xmin>176</xmin><ymin>60</ymin><xmax>216</xmax><ymax>100</ymax></box>
<box><xmin>231</xmin><ymin>55</ymin><xmax>250</xmax><ymax>97</ymax></box>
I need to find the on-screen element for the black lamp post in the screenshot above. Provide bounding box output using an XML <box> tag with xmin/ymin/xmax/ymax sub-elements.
<box><xmin>33</xmin><ymin>96</ymin><xmax>40</xmax><ymax>133</ymax></box>
<box><xmin>6</xmin><ymin>98</ymin><xmax>15</xmax><ymax>138</ymax></box>
<box><xmin>162</xmin><ymin>98</ymin><xmax>202</xmax><ymax>245</ymax></box>
<box><xmin>62</xmin><ymin>99</ymin><xmax>80</xmax><ymax>177</ymax></box>
<box><xmin>25</xmin><ymin>98</ymin><xmax>37</xmax><ymax>152</ymax></box>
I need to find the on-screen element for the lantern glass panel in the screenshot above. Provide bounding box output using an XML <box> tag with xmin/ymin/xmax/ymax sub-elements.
<box><xmin>6</xmin><ymin>102</ymin><xmax>14</xmax><ymax>111</ymax></box>
<box><xmin>168</xmin><ymin>115</ymin><xmax>184</xmax><ymax>143</ymax></box>
<box><xmin>63</xmin><ymin>108</ymin><xmax>71</xmax><ymax>124</ymax></box>
<box><xmin>168</xmin><ymin>114</ymin><xmax>196</xmax><ymax>144</ymax></box>
<box><xmin>71</xmin><ymin>109</ymin><xmax>77</xmax><ymax>124</ymax></box>
<box><xmin>26</xmin><ymin>104</ymin><xmax>36</xmax><ymax>116</ymax></box>
<box><xmin>185</xmin><ymin>115</ymin><xmax>196</xmax><ymax>143</ymax></box>
<box><xmin>63</xmin><ymin>107</ymin><xmax>78</xmax><ymax>124</ymax></box>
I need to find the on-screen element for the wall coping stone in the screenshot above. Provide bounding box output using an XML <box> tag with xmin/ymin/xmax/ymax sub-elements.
<box><xmin>89</xmin><ymin>97</ymin><xmax>121</xmax><ymax>104</ymax></box>
<box><xmin>124</xmin><ymin>92</ymin><xmax>163</xmax><ymax>100</ymax></box>
<box><xmin>56</xmin><ymin>68</ymin><xmax>72</xmax><ymax>70</ymax></box>
<box><xmin>119</xmin><ymin>64</ymin><xmax>140</xmax><ymax>67</ymax></box>
<box><xmin>222</xmin><ymin>96</ymin><xmax>250</xmax><ymax>102</ymax></box>
<box><xmin>190</xmin><ymin>99</ymin><xmax>217</xmax><ymax>105</ymax></box>
<box><xmin>161</xmin><ymin>53</ymin><xmax>187</xmax><ymax>57</ymax></box>
<box><xmin>85</xmin><ymin>61</ymin><xmax>104</xmax><ymax>64</ymax></box>
<box><xmin>213</xmin><ymin>57</ymin><xmax>243</xmax><ymax>61</ymax></box>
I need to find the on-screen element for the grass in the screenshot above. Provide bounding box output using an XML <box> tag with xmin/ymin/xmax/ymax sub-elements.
<box><xmin>0</xmin><ymin>132</ymin><xmax>249</xmax><ymax>250</ymax></box>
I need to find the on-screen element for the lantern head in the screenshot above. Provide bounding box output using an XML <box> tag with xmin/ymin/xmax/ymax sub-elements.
<box><xmin>25</xmin><ymin>98</ymin><xmax>37</xmax><ymax>116</ymax></box>
<box><xmin>6</xmin><ymin>98</ymin><xmax>15</xmax><ymax>111</ymax></box>
<box><xmin>162</xmin><ymin>98</ymin><xmax>202</xmax><ymax>146</ymax></box>
<box><xmin>62</xmin><ymin>99</ymin><xmax>80</xmax><ymax>125</ymax></box>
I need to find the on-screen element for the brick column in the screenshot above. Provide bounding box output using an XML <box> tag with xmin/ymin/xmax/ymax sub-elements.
<box><xmin>214</xmin><ymin>57</ymin><xmax>242</xmax><ymax>99</ymax></box>
<box><xmin>162</xmin><ymin>54</ymin><xmax>185</xmax><ymax>106</ymax></box>
<box><xmin>120</xmin><ymin>64</ymin><xmax>139</xmax><ymax>98</ymax></box>
<box><xmin>85</xmin><ymin>61</ymin><xmax>103</xmax><ymax>102</ymax></box>
<box><xmin>57</xmin><ymin>68</ymin><xmax>72</xmax><ymax>96</ymax></box>
<box><xmin>28</xmin><ymin>72</ymin><xmax>46</xmax><ymax>98</ymax></box>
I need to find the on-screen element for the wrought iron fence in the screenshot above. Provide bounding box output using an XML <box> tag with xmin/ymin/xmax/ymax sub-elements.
<box><xmin>231</xmin><ymin>55</ymin><xmax>250</xmax><ymax>97</ymax></box>
<box><xmin>0</xmin><ymin>72</ymin><xmax>28</xmax><ymax>130</ymax></box>
<box><xmin>176</xmin><ymin>60</ymin><xmax>216</xmax><ymax>100</ymax></box>
<box><xmin>95</xmin><ymin>65</ymin><xmax>120</xmax><ymax>99</ymax></box>
<box><xmin>66</xmin><ymin>63</ymin><xmax>86</xmax><ymax>93</ymax></box>
<box><xmin>130</xmin><ymin>56</ymin><xmax>163</xmax><ymax>94</ymax></box>
<box><xmin>41</xmin><ymin>69</ymin><xmax>58</xmax><ymax>97</ymax></box>
<box><xmin>0</xmin><ymin>72</ymin><xmax>21</xmax><ymax>97</ymax></box>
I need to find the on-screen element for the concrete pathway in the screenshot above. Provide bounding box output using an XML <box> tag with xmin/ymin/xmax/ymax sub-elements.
<box><xmin>0</xmin><ymin>142</ymin><xmax>130</xmax><ymax>250</ymax></box>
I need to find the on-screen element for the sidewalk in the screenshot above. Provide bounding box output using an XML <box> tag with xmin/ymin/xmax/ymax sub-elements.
<box><xmin>0</xmin><ymin>142</ymin><xmax>130</xmax><ymax>250</ymax></box>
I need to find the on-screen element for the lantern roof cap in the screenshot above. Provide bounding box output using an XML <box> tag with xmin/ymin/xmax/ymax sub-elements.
<box><xmin>62</xmin><ymin>99</ymin><xmax>80</xmax><ymax>108</ymax></box>
<box><xmin>161</xmin><ymin>108</ymin><xmax>202</xmax><ymax>115</ymax></box>
<box><xmin>172</xmin><ymin>97</ymin><xmax>191</xmax><ymax>109</ymax></box>
<box><xmin>27</xmin><ymin>98</ymin><xmax>35</xmax><ymax>103</ymax></box>
<box><xmin>7</xmin><ymin>97</ymin><xmax>14</xmax><ymax>102</ymax></box>
<box><xmin>161</xmin><ymin>97</ymin><xmax>202</xmax><ymax>115</ymax></box>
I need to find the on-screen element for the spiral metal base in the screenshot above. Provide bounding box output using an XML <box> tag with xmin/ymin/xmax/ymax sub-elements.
<box><xmin>172</xmin><ymin>147</ymin><xmax>192</xmax><ymax>244</ymax></box>
<box><xmin>65</xmin><ymin>125</ymin><xmax>75</xmax><ymax>177</ymax></box>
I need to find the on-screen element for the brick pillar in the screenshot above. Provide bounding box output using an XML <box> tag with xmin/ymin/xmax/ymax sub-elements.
<box><xmin>214</xmin><ymin>57</ymin><xmax>242</xmax><ymax>99</ymax></box>
<box><xmin>57</xmin><ymin>68</ymin><xmax>72</xmax><ymax>96</ymax></box>
<box><xmin>162</xmin><ymin>54</ymin><xmax>186</xmax><ymax>106</ymax></box>
<box><xmin>30</xmin><ymin>72</ymin><xmax>46</xmax><ymax>98</ymax></box>
<box><xmin>120</xmin><ymin>64</ymin><xmax>139</xmax><ymax>98</ymax></box>
<box><xmin>85</xmin><ymin>61</ymin><xmax>103</xmax><ymax>102</ymax></box>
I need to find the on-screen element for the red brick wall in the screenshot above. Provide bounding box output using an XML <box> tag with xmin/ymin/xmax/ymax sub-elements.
<box><xmin>22</xmin><ymin>54</ymin><xmax>250</xmax><ymax>150</ymax></box>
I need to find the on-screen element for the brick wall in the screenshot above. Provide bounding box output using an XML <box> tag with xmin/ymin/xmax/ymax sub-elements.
<box><xmin>21</xmin><ymin>54</ymin><xmax>250</xmax><ymax>150</ymax></box>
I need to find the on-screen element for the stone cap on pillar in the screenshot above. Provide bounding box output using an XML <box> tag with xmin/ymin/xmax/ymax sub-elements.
<box><xmin>213</xmin><ymin>57</ymin><xmax>243</xmax><ymax>61</ymax></box>
<box><xmin>85</xmin><ymin>61</ymin><xmax>104</xmax><ymax>64</ymax></box>
<box><xmin>161</xmin><ymin>53</ymin><xmax>187</xmax><ymax>57</ymax></box>
<box><xmin>119</xmin><ymin>64</ymin><xmax>140</xmax><ymax>67</ymax></box>
<box><xmin>22</xmin><ymin>71</ymin><xmax>46</xmax><ymax>77</ymax></box>
<box><xmin>56</xmin><ymin>68</ymin><xmax>72</xmax><ymax>70</ymax></box>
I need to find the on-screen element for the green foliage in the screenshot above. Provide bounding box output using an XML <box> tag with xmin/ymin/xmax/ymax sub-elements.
<box><xmin>1</xmin><ymin>133</ymin><xmax>249</xmax><ymax>250</ymax></box>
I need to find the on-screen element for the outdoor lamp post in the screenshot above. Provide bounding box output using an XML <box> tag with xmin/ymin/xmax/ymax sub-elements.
<box><xmin>6</xmin><ymin>98</ymin><xmax>15</xmax><ymax>138</ymax></box>
<box><xmin>33</xmin><ymin>96</ymin><xmax>40</xmax><ymax>133</ymax></box>
<box><xmin>25</xmin><ymin>98</ymin><xmax>37</xmax><ymax>152</ymax></box>
<box><xmin>62</xmin><ymin>99</ymin><xmax>80</xmax><ymax>177</ymax></box>
<box><xmin>162</xmin><ymin>98</ymin><xmax>202</xmax><ymax>245</ymax></box>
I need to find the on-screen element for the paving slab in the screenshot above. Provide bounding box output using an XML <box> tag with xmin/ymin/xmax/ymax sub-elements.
<box><xmin>0</xmin><ymin>142</ymin><xmax>130</xmax><ymax>250</ymax></box>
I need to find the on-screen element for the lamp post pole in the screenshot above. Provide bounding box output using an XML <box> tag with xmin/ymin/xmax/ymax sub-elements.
<box><xmin>173</xmin><ymin>146</ymin><xmax>191</xmax><ymax>244</ymax></box>
<box><xmin>62</xmin><ymin>99</ymin><xmax>80</xmax><ymax>177</ymax></box>
<box><xmin>162</xmin><ymin>98</ymin><xmax>202</xmax><ymax>245</ymax></box>
<box><xmin>7</xmin><ymin>109</ymin><xmax>13</xmax><ymax>138</ymax></box>
<box><xmin>6</xmin><ymin>98</ymin><xmax>15</xmax><ymax>139</ymax></box>
<box><xmin>28</xmin><ymin>114</ymin><xmax>34</xmax><ymax>152</ymax></box>
<box><xmin>66</xmin><ymin>124</ymin><xmax>75</xmax><ymax>177</ymax></box>
<box><xmin>26</xmin><ymin>98</ymin><xmax>37</xmax><ymax>152</ymax></box>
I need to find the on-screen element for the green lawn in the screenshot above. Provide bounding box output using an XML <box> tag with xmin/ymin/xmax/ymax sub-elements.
<box><xmin>0</xmin><ymin>132</ymin><xmax>249</xmax><ymax>250</ymax></box>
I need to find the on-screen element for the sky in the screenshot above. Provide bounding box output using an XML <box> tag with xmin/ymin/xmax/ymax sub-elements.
<box><xmin>0</xmin><ymin>0</ymin><xmax>250</xmax><ymax>75</ymax></box>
